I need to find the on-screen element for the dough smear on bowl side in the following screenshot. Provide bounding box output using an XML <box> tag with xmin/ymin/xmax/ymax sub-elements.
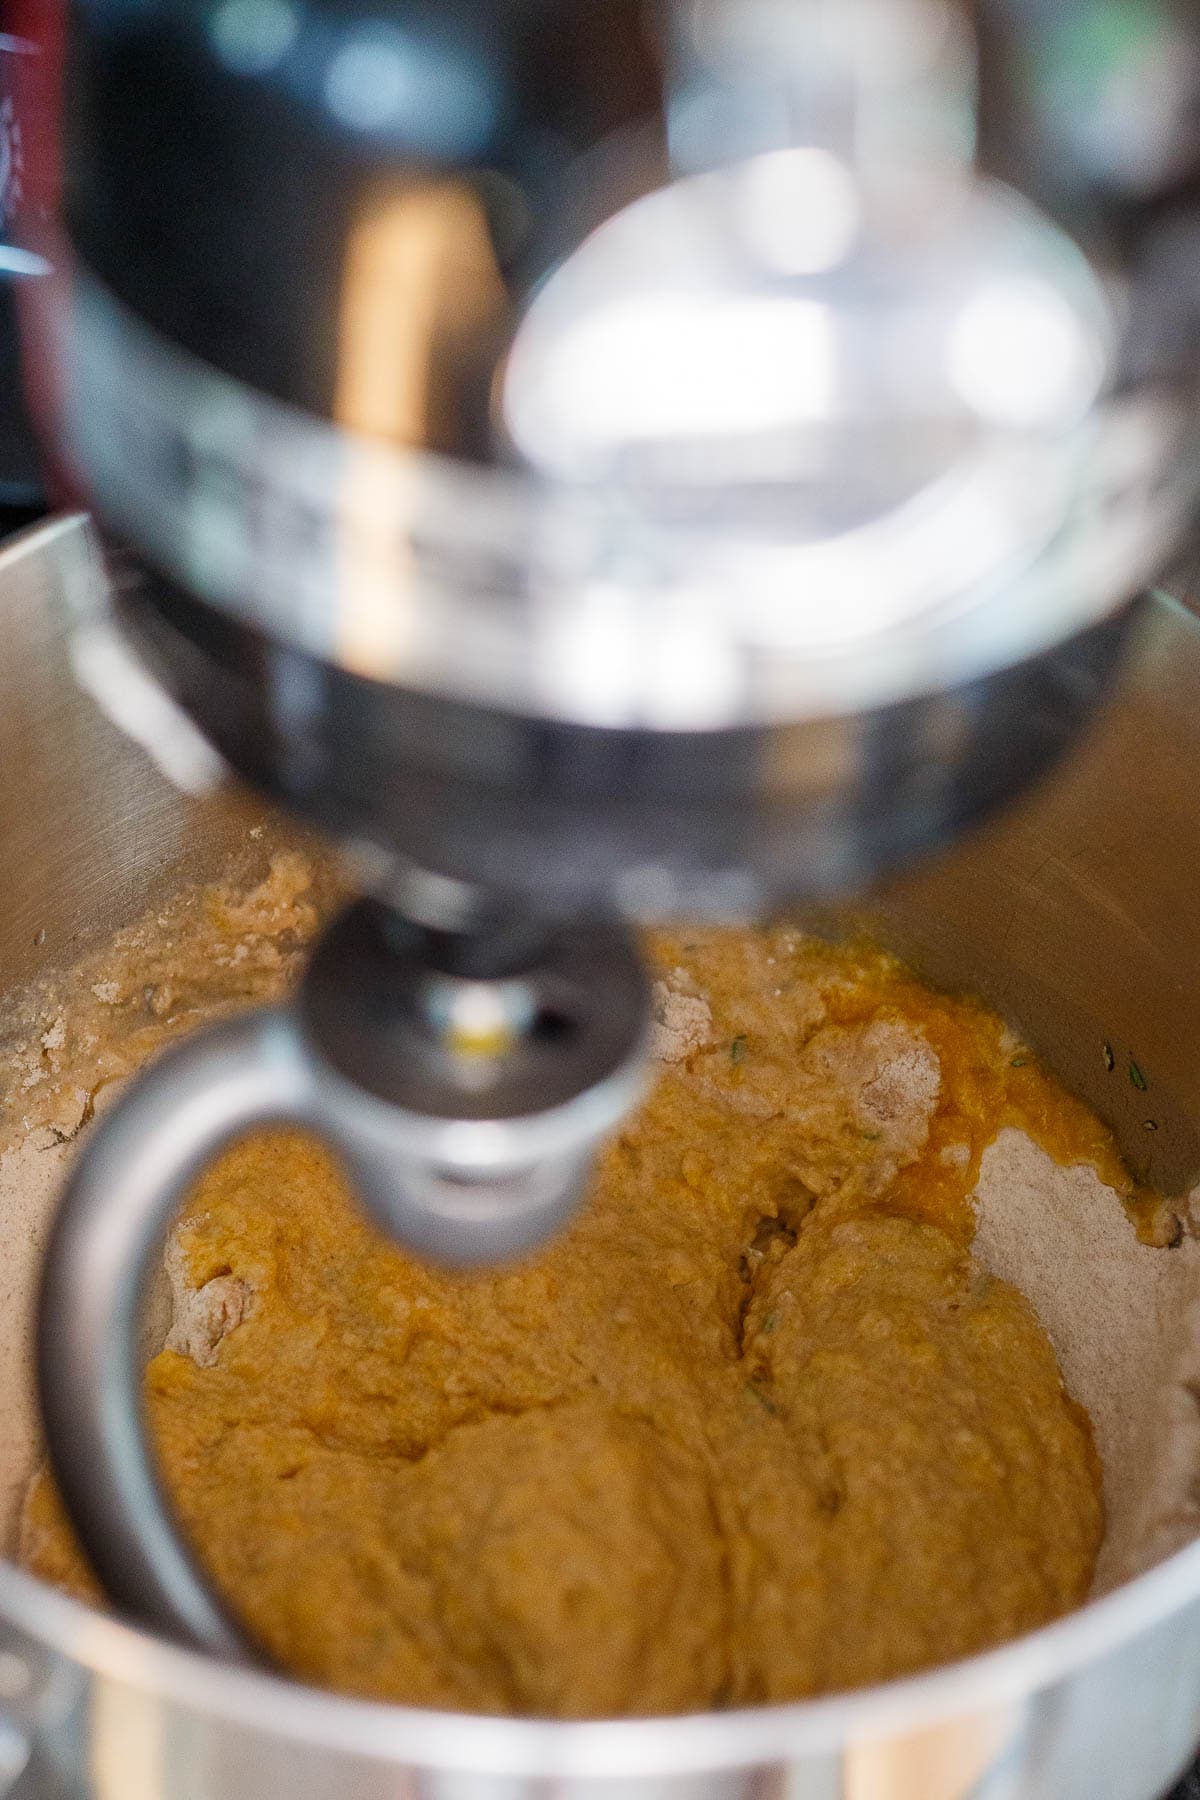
<box><xmin>9</xmin><ymin>858</ymin><xmax>1198</xmax><ymax>1717</ymax></box>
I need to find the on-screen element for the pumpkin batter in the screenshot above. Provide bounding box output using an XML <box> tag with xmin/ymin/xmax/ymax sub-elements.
<box><xmin>26</xmin><ymin>923</ymin><xmax>1120</xmax><ymax>1716</ymax></box>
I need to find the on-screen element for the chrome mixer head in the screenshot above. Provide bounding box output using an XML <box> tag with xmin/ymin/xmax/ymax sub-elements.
<box><xmin>19</xmin><ymin>0</ymin><xmax>1191</xmax><ymax>919</ymax></box>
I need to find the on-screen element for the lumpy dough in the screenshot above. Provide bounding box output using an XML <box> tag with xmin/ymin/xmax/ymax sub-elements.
<box><xmin>24</xmin><ymin>926</ymin><xmax>1111</xmax><ymax>1716</ymax></box>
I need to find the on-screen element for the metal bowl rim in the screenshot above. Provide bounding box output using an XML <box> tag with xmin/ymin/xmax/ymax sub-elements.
<box><xmin>2</xmin><ymin>1530</ymin><xmax>1200</xmax><ymax>1774</ymax></box>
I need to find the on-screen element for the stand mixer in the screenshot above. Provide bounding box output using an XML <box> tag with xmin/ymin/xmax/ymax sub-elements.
<box><xmin>10</xmin><ymin>0</ymin><xmax>1200</xmax><ymax>1692</ymax></box>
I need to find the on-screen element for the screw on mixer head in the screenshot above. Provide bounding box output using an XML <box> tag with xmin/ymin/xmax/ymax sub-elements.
<box><xmin>297</xmin><ymin>900</ymin><xmax>652</xmax><ymax>1263</ymax></box>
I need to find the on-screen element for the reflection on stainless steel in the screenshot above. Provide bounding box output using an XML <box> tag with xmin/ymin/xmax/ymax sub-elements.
<box><xmin>54</xmin><ymin>259</ymin><xmax>1156</xmax><ymax>726</ymax></box>
<box><xmin>982</xmin><ymin>0</ymin><xmax>1200</xmax><ymax>202</ymax></box>
<box><xmin>334</xmin><ymin>179</ymin><xmax>508</xmax><ymax>451</ymax></box>
<box><xmin>501</xmin><ymin>162</ymin><xmax>1124</xmax><ymax>686</ymax></box>
<box><xmin>669</xmin><ymin>0</ymin><xmax>978</xmax><ymax>178</ymax></box>
<box><xmin>207</xmin><ymin>0</ymin><xmax>301</xmax><ymax>78</ymax></box>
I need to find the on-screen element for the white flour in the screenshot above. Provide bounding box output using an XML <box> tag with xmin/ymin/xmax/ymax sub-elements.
<box><xmin>0</xmin><ymin>1134</ymin><xmax>66</xmax><ymax>1551</ymax></box>
<box><xmin>973</xmin><ymin>1128</ymin><xmax>1200</xmax><ymax>1592</ymax></box>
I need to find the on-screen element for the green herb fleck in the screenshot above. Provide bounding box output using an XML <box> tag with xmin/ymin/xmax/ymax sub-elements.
<box><xmin>745</xmin><ymin>1380</ymin><xmax>778</xmax><ymax>1415</ymax></box>
<box><xmin>730</xmin><ymin>1035</ymin><xmax>747</xmax><ymax>1065</ymax></box>
<box><xmin>761</xmin><ymin>1312</ymin><xmax>779</xmax><ymax>1335</ymax></box>
<box><xmin>1130</xmin><ymin>1060</ymin><xmax>1148</xmax><ymax>1092</ymax></box>
<box><xmin>861</xmin><ymin>1130</ymin><xmax>882</xmax><ymax>1143</ymax></box>
<box><xmin>1103</xmin><ymin>1042</ymin><xmax>1115</xmax><ymax>1072</ymax></box>
<box><xmin>1010</xmin><ymin>1056</ymin><xmax>1029</xmax><ymax>1068</ymax></box>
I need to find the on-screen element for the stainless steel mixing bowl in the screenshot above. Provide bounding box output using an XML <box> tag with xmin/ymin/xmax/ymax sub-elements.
<box><xmin>3</xmin><ymin>513</ymin><xmax>1200</xmax><ymax>1799</ymax></box>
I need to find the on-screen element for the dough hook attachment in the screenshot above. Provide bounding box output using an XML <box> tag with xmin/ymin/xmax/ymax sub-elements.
<box><xmin>35</xmin><ymin>899</ymin><xmax>650</xmax><ymax>1650</ymax></box>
